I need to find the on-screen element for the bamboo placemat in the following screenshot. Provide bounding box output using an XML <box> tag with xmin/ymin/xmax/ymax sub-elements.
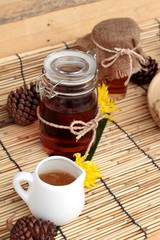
<box><xmin>0</xmin><ymin>18</ymin><xmax>160</xmax><ymax>240</ymax></box>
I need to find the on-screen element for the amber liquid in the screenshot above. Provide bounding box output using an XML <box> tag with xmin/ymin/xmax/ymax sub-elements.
<box><xmin>98</xmin><ymin>64</ymin><xmax>128</xmax><ymax>99</ymax></box>
<box><xmin>39</xmin><ymin>92</ymin><xmax>98</xmax><ymax>158</ymax></box>
<box><xmin>39</xmin><ymin>170</ymin><xmax>75</xmax><ymax>186</ymax></box>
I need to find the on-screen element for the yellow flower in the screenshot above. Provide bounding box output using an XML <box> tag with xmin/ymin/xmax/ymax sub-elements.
<box><xmin>98</xmin><ymin>84</ymin><xmax>119</xmax><ymax>120</ymax></box>
<box><xmin>74</xmin><ymin>153</ymin><xmax>102</xmax><ymax>189</ymax></box>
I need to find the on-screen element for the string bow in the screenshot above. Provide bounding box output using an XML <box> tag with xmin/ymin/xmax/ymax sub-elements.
<box><xmin>70</xmin><ymin>110</ymin><xmax>103</xmax><ymax>141</ymax></box>
<box><xmin>101</xmin><ymin>47</ymin><xmax>146</xmax><ymax>86</ymax></box>
<box><xmin>92</xmin><ymin>37</ymin><xmax>146</xmax><ymax>86</ymax></box>
<box><xmin>37</xmin><ymin>106</ymin><xmax>106</xmax><ymax>156</ymax></box>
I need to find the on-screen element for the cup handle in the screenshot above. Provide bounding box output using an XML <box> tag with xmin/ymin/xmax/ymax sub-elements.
<box><xmin>13</xmin><ymin>172</ymin><xmax>34</xmax><ymax>204</ymax></box>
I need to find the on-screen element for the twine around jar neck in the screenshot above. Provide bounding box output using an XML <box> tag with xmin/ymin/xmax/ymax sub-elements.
<box><xmin>37</xmin><ymin>106</ymin><xmax>106</xmax><ymax>159</ymax></box>
<box><xmin>92</xmin><ymin>38</ymin><xmax>146</xmax><ymax>86</ymax></box>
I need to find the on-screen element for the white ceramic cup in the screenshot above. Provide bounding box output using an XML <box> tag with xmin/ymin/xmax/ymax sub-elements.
<box><xmin>13</xmin><ymin>156</ymin><xmax>86</xmax><ymax>225</ymax></box>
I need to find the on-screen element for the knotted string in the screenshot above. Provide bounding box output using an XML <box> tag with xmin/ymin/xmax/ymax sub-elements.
<box><xmin>37</xmin><ymin>106</ymin><xmax>106</xmax><ymax>157</ymax></box>
<box><xmin>92</xmin><ymin>38</ymin><xmax>146</xmax><ymax>86</ymax></box>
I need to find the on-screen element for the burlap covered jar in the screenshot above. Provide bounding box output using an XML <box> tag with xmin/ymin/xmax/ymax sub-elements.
<box><xmin>91</xmin><ymin>17</ymin><xmax>147</xmax><ymax>98</ymax></box>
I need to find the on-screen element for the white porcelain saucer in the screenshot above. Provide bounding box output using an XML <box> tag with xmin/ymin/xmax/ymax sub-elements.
<box><xmin>147</xmin><ymin>71</ymin><xmax>160</xmax><ymax>128</ymax></box>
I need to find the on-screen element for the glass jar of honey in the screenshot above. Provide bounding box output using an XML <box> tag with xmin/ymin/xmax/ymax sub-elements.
<box><xmin>37</xmin><ymin>50</ymin><xmax>98</xmax><ymax>158</ymax></box>
<box><xmin>91</xmin><ymin>18</ymin><xmax>147</xmax><ymax>99</ymax></box>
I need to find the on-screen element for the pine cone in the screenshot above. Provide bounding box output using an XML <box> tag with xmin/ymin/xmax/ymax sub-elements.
<box><xmin>7</xmin><ymin>82</ymin><xmax>40</xmax><ymax>126</ymax></box>
<box><xmin>131</xmin><ymin>57</ymin><xmax>158</xmax><ymax>85</ymax></box>
<box><xmin>7</xmin><ymin>215</ymin><xmax>57</xmax><ymax>240</ymax></box>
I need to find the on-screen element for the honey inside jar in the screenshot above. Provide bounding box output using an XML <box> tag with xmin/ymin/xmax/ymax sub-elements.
<box><xmin>38</xmin><ymin>50</ymin><xmax>98</xmax><ymax>158</ymax></box>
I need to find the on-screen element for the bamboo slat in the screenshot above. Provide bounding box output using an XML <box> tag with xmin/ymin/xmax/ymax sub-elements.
<box><xmin>0</xmin><ymin>18</ymin><xmax>160</xmax><ymax>240</ymax></box>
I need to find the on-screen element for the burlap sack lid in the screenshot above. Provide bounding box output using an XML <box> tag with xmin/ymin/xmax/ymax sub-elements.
<box><xmin>91</xmin><ymin>18</ymin><xmax>148</xmax><ymax>81</ymax></box>
<box><xmin>92</xmin><ymin>17</ymin><xmax>140</xmax><ymax>49</ymax></box>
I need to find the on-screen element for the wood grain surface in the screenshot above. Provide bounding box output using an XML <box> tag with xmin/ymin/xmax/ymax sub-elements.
<box><xmin>0</xmin><ymin>0</ymin><xmax>95</xmax><ymax>24</ymax></box>
<box><xmin>0</xmin><ymin>0</ymin><xmax>160</xmax><ymax>57</ymax></box>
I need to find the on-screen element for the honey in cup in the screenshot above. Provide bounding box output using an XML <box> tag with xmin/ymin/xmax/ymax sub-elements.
<box><xmin>13</xmin><ymin>156</ymin><xmax>86</xmax><ymax>225</ymax></box>
<box><xmin>39</xmin><ymin>170</ymin><xmax>76</xmax><ymax>186</ymax></box>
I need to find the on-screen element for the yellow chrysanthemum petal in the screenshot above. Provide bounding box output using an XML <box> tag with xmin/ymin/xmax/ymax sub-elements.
<box><xmin>98</xmin><ymin>84</ymin><xmax>120</xmax><ymax>118</ymax></box>
<box><xmin>73</xmin><ymin>85</ymin><xmax>119</xmax><ymax>189</ymax></box>
<box><xmin>74</xmin><ymin>153</ymin><xmax>102</xmax><ymax>189</ymax></box>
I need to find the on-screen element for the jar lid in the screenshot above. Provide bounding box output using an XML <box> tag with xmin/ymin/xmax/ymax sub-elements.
<box><xmin>92</xmin><ymin>18</ymin><xmax>140</xmax><ymax>49</ymax></box>
<box><xmin>43</xmin><ymin>49</ymin><xmax>97</xmax><ymax>85</ymax></box>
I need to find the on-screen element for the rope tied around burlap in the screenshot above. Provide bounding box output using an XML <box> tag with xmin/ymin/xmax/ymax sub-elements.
<box><xmin>91</xmin><ymin>18</ymin><xmax>149</xmax><ymax>86</ymax></box>
<box><xmin>92</xmin><ymin>39</ymin><xmax>146</xmax><ymax>86</ymax></box>
<box><xmin>37</xmin><ymin>106</ymin><xmax>106</xmax><ymax>157</ymax></box>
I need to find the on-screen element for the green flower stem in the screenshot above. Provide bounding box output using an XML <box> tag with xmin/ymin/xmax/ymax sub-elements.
<box><xmin>87</xmin><ymin>118</ymin><xmax>108</xmax><ymax>160</ymax></box>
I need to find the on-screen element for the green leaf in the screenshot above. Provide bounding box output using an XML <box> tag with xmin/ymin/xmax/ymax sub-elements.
<box><xmin>87</xmin><ymin>118</ymin><xmax>108</xmax><ymax>160</ymax></box>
